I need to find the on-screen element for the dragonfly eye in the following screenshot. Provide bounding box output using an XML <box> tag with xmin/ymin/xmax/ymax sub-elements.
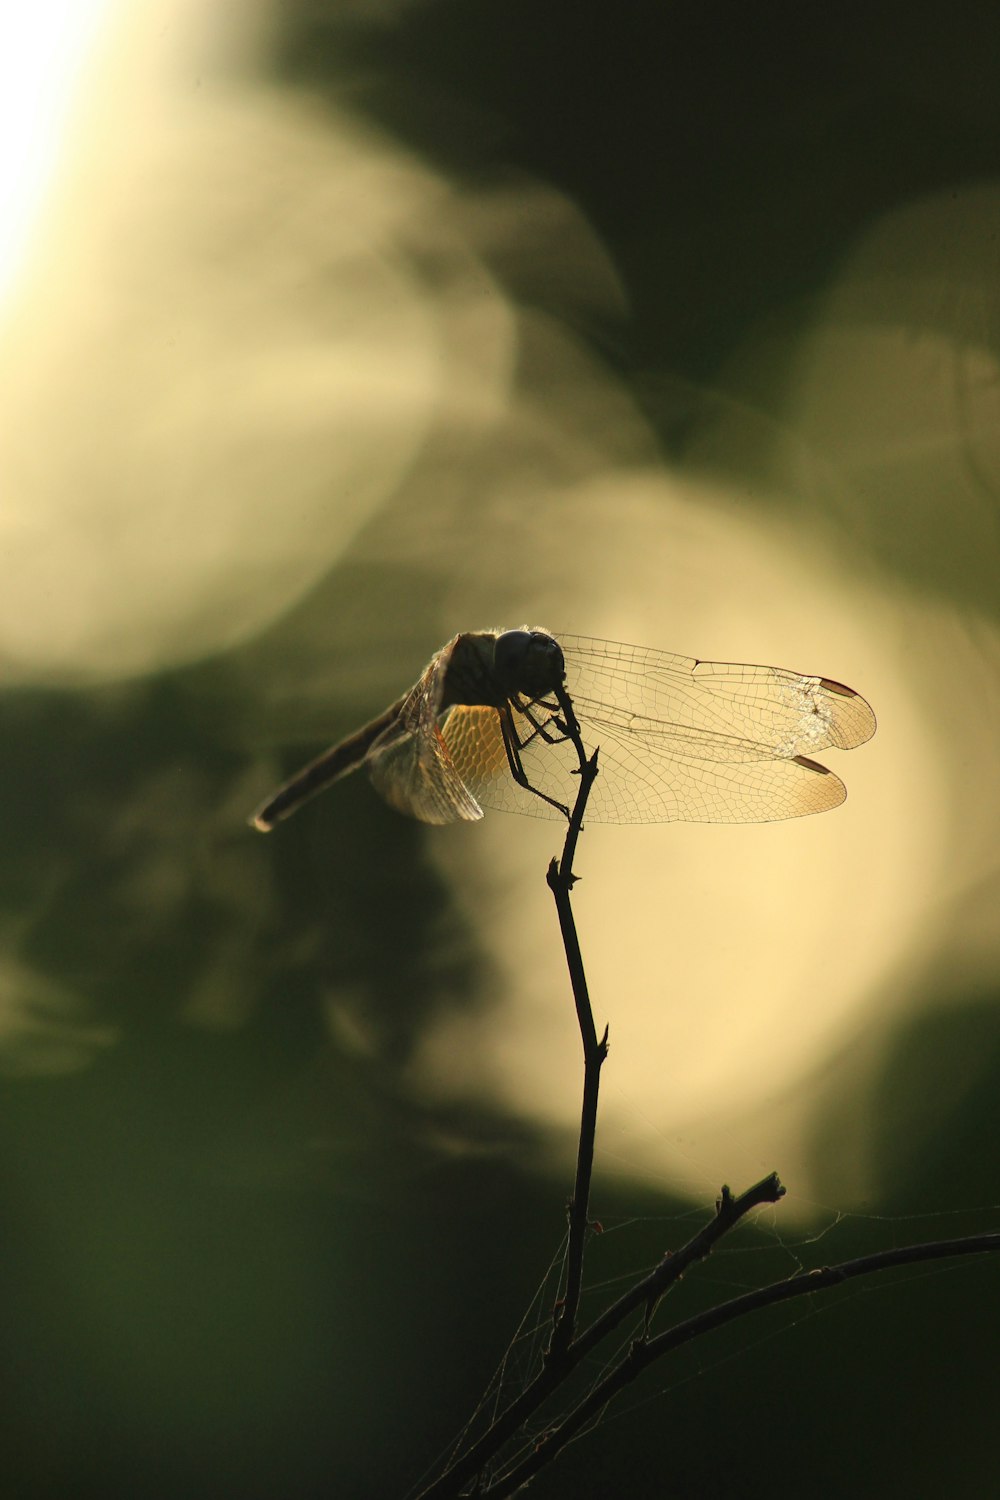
<box><xmin>494</xmin><ymin>630</ymin><xmax>565</xmax><ymax>698</ymax></box>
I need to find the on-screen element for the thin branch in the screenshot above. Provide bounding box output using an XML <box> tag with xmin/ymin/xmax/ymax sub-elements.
<box><xmin>413</xmin><ymin>687</ymin><xmax>602</xmax><ymax>1500</ymax></box>
<box><xmin>485</xmin><ymin>1231</ymin><xmax>1000</xmax><ymax>1496</ymax></box>
<box><xmin>551</xmin><ymin>684</ymin><xmax>593</xmax><ymax>891</ymax></box>
<box><xmin>413</xmin><ymin>1174</ymin><xmax>784</xmax><ymax>1500</ymax></box>
<box><xmin>546</xmin><ymin>682</ymin><xmax>604</xmax><ymax>1361</ymax></box>
<box><xmin>565</xmin><ymin>1174</ymin><xmax>785</xmax><ymax>1367</ymax></box>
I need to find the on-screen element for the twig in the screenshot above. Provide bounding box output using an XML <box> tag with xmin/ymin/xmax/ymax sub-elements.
<box><xmin>413</xmin><ymin>685</ymin><xmax>603</xmax><ymax>1500</ymax></box>
<box><xmin>412</xmin><ymin>1174</ymin><xmax>784</xmax><ymax>1500</ymax></box>
<box><xmin>484</xmin><ymin>1230</ymin><xmax>1000</xmax><ymax>1496</ymax></box>
<box><xmin>545</xmin><ymin>683</ymin><xmax>604</xmax><ymax>1361</ymax></box>
<box><xmin>563</xmin><ymin>1174</ymin><xmax>785</xmax><ymax>1366</ymax></box>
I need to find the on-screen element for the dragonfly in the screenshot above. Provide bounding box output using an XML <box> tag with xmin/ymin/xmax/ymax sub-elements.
<box><xmin>250</xmin><ymin>628</ymin><xmax>875</xmax><ymax>830</ymax></box>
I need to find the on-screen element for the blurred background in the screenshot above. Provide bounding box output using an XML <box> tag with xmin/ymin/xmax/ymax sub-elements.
<box><xmin>2</xmin><ymin>1</ymin><xmax>999</xmax><ymax>1495</ymax></box>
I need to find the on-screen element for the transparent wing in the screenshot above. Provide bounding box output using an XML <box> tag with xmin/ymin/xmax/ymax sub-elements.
<box><xmin>365</xmin><ymin>645</ymin><xmax>485</xmax><ymax>824</ymax></box>
<box><xmin>439</xmin><ymin>703</ymin><xmax>518</xmax><ymax>807</ymax></box>
<box><xmin>444</xmin><ymin>636</ymin><xmax>876</xmax><ymax>825</ymax></box>
<box><xmin>560</xmin><ymin>636</ymin><xmax>876</xmax><ymax>753</ymax></box>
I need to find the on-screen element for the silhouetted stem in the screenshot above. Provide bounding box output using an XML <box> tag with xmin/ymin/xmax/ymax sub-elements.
<box><xmin>546</xmin><ymin>685</ymin><xmax>604</xmax><ymax>1359</ymax></box>
<box><xmin>485</xmin><ymin>1230</ymin><xmax>1000</xmax><ymax>1496</ymax></box>
<box><xmin>412</xmin><ymin>1175</ymin><xmax>784</xmax><ymax>1500</ymax></box>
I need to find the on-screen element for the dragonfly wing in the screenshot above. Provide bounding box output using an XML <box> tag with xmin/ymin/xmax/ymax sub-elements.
<box><xmin>527</xmin><ymin>719</ymin><xmax>848</xmax><ymax>822</ymax></box>
<box><xmin>439</xmin><ymin>703</ymin><xmax>566</xmax><ymax>820</ymax></box>
<box><xmin>560</xmin><ymin>637</ymin><xmax>876</xmax><ymax>753</ymax></box>
<box><xmin>365</xmin><ymin>646</ymin><xmax>485</xmax><ymax>824</ymax></box>
<box><xmin>366</xmin><ymin>723</ymin><xmax>485</xmax><ymax>823</ymax></box>
<box><xmin>503</xmin><ymin>636</ymin><xmax>875</xmax><ymax>825</ymax></box>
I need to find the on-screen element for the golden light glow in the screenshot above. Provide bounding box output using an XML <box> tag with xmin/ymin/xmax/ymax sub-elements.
<box><xmin>0</xmin><ymin>0</ymin><xmax>113</xmax><ymax>300</ymax></box>
<box><xmin>409</xmin><ymin>478</ymin><xmax>949</xmax><ymax>1205</ymax></box>
<box><xmin>0</xmin><ymin>0</ymin><xmax>517</xmax><ymax>684</ymax></box>
<box><xmin>4</xmin><ymin>2</ymin><xmax>998</xmax><ymax>1213</ymax></box>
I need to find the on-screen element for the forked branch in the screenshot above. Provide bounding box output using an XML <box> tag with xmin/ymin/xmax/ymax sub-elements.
<box><xmin>484</xmin><ymin>1229</ymin><xmax>1000</xmax><ymax>1497</ymax></box>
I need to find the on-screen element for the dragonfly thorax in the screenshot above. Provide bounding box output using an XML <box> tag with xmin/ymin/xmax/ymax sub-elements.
<box><xmin>493</xmin><ymin>629</ymin><xmax>565</xmax><ymax>700</ymax></box>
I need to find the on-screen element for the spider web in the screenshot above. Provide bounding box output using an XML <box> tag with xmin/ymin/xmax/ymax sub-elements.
<box><xmin>404</xmin><ymin>1175</ymin><xmax>1000</xmax><ymax>1497</ymax></box>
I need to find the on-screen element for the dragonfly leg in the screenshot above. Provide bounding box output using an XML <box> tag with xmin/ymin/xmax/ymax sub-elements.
<box><xmin>500</xmin><ymin>706</ymin><xmax>570</xmax><ymax>819</ymax></box>
<box><xmin>514</xmin><ymin>698</ymin><xmax>571</xmax><ymax>750</ymax></box>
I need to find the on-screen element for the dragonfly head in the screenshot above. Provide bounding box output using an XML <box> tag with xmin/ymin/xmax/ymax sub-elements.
<box><xmin>493</xmin><ymin>629</ymin><xmax>565</xmax><ymax>699</ymax></box>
